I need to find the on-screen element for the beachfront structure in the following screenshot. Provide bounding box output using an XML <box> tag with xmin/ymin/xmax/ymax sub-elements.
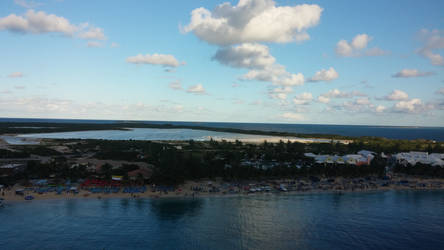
<box><xmin>394</xmin><ymin>152</ymin><xmax>444</xmax><ymax>167</ymax></box>
<box><xmin>304</xmin><ymin>150</ymin><xmax>375</xmax><ymax>166</ymax></box>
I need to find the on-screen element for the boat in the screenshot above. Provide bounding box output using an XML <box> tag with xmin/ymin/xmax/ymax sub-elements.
<box><xmin>24</xmin><ymin>195</ymin><xmax>34</xmax><ymax>201</ymax></box>
<box><xmin>279</xmin><ymin>184</ymin><xmax>288</xmax><ymax>192</ymax></box>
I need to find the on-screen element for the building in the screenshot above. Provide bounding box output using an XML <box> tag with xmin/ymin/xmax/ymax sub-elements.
<box><xmin>394</xmin><ymin>152</ymin><xmax>444</xmax><ymax>167</ymax></box>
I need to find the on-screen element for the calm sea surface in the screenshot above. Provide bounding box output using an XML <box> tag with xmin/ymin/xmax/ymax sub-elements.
<box><xmin>1</xmin><ymin>190</ymin><xmax>443</xmax><ymax>250</ymax></box>
<box><xmin>1</xmin><ymin>118</ymin><xmax>444</xmax><ymax>141</ymax></box>
<box><xmin>17</xmin><ymin>128</ymin><xmax>331</xmax><ymax>142</ymax></box>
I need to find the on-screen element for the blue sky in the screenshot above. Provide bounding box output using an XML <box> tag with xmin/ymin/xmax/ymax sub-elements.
<box><xmin>0</xmin><ymin>0</ymin><xmax>443</xmax><ymax>126</ymax></box>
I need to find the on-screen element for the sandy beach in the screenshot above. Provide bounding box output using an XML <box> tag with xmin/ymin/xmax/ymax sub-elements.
<box><xmin>2</xmin><ymin>177</ymin><xmax>443</xmax><ymax>203</ymax></box>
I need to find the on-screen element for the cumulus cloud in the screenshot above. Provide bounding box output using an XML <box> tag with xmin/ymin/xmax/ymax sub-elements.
<box><xmin>0</xmin><ymin>10</ymin><xmax>106</xmax><ymax>40</ymax></box>
<box><xmin>213</xmin><ymin>43</ymin><xmax>275</xmax><ymax>69</ymax></box>
<box><xmin>308</xmin><ymin>67</ymin><xmax>339</xmax><ymax>82</ymax></box>
<box><xmin>335</xmin><ymin>34</ymin><xmax>387</xmax><ymax>57</ymax></box>
<box><xmin>317</xmin><ymin>95</ymin><xmax>330</xmax><ymax>103</ymax></box>
<box><xmin>268</xmin><ymin>86</ymin><xmax>292</xmax><ymax>100</ymax></box>
<box><xmin>417</xmin><ymin>29</ymin><xmax>444</xmax><ymax>66</ymax></box>
<box><xmin>242</xmin><ymin>65</ymin><xmax>304</xmax><ymax>87</ymax></box>
<box><xmin>317</xmin><ymin>89</ymin><xmax>367</xmax><ymax>104</ymax></box>
<box><xmin>338</xmin><ymin>97</ymin><xmax>373</xmax><ymax>112</ymax></box>
<box><xmin>0</xmin><ymin>10</ymin><xmax>77</xmax><ymax>35</ymax></box>
<box><xmin>393</xmin><ymin>98</ymin><xmax>432</xmax><ymax>113</ymax></box>
<box><xmin>392</xmin><ymin>69</ymin><xmax>434</xmax><ymax>78</ymax></box>
<box><xmin>383</xmin><ymin>89</ymin><xmax>409</xmax><ymax>101</ymax></box>
<box><xmin>375</xmin><ymin>105</ymin><xmax>386</xmax><ymax>113</ymax></box>
<box><xmin>169</xmin><ymin>80</ymin><xmax>182</xmax><ymax>90</ymax></box>
<box><xmin>183</xmin><ymin>0</ymin><xmax>323</xmax><ymax>46</ymax></box>
<box><xmin>126</xmin><ymin>53</ymin><xmax>184</xmax><ymax>68</ymax></box>
<box><xmin>110</xmin><ymin>42</ymin><xmax>119</xmax><ymax>48</ymax></box>
<box><xmin>186</xmin><ymin>84</ymin><xmax>206</xmax><ymax>94</ymax></box>
<box><xmin>212</xmin><ymin>43</ymin><xmax>305</xmax><ymax>87</ymax></box>
<box><xmin>293</xmin><ymin>92</ymin><xmax>313</xmax><ymax>105</ymax></box>
<box><xmin>280</xmin><ymin>112</ymin><xmax>304</xmax><ymax>121</ymax></box>
<box><xmin>78</xmin><ymin>26</ymin><xmax>106</xmax><ymax>40</ymax></box>
<box><xmin>8</xmin><ymin>72</ymin><xmax>23</xmax><ymax>78</ymax></box>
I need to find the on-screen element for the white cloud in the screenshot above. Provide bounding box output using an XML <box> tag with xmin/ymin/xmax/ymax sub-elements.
<box><xmin>14</xmin><ymin>0</ymin><xmax>43</xmax><ymax>9</ymax></box>
<box><xmin>436</xmin><ymin>87</ymin><xmax>444</xmax><ymax>95</ymax></box>
<box><xmin>0</xmin><ymin>10</ymin><xmax>105</xmax><ymax>40</ymax></box>
<box><xmin>384</xmin><ymin>89</ymin><xmax>409</xmax><ymax>101</ymax></box>
<box><xmin>186</xmin><ymin>84</ymin><xmax>206</xmax><ymax>94</ymax></box>
<box><xmin>335</xmin><ymin>40</ymin><xmax>353</xmax><ymax>57</ymax></box>
<box><xmin>183</xmin><ymin>0</ymin><xmax>323</xmax><ymax>46</ymax></box>
<box><xmin>317</xmin><ymin>95</ymin><xmax>330</xmax><ymax>103</ymax></box>
<box><xmin>309</xmin><ymin>67</ymin><xmax>339</xmax><ymax>82</ymax></box>
<box><xmin>417</xmin><ymin>29</ymin><xmax>444</xmax><ymax>66</ymax></box>
<box><xmin>169</xmin><ymin>80</ymin><xmax>182</xmax><ymax>90</ymax></box>
<box><xmin>392</xmin><ymin>69</ymin><xmax>434</xmax><ymax>78</ymax></box>
<box><xmin>213</xmin><ymin>43</ymin><xmax>275</xmax><ymax>69</ymax></box>
<box><xmin>375</xmin><ymin>105</ymin><xmax>386</xmax><ymax>113</ymax></box>
<box><xmin>268</xmin><ymin>86</ymin><xmax>292</xmax><ymax>100</ymax></box>
<box><xmin>394</xmin><ymin>98</ymin><xmax>431</xmax><ymax>113</ymax></box>
<box><xmin>110</xmin><ymin>42</ymin><xmax>119</xmax><ymax>48</ymax></box>
<box><xmin>335</xmin><ymin>33</ymin><xmax>387</xmax><ymax>57</ymax></box>
<box><xmin>293</xmin><ymin>92</ymin><xmax>313</xmax><ymax>105</ymax></box>
<box><xmin>0</xmin><ymin>10</ymin><xmax>77</xmax><ymax>35</ymax></box>
<box><xmin>78</xmin><ymin>26</ymin><xmax>106</xmax><ymax>40</ymax></box>
<box><xmin>317</xmin><ymin>89</ymin><xmax>367</xmax><ymax>104</ymax></box>
<box><xmin>320</xmin><ymin>89</ymin><xmax>366</xmax><ymax>99</ymax></box>
<box><xmin>280</xmin><ymin>112</ymin><xmax>304</xmax><ymax>121</ymax></box>
<box><xmin>8</xmin><ymin>72</ymin><xmax>23</xmax><ymax>78</ymax></box>
<box><xmin>87</xmin><ymin>41</ymin><xmax>102</xmax><ymax>48</ymax></box>
<box><xmin>212</xmin><ymin>43</ymin><xmax>304</xmax><ymax>87</ymax></box>
<box><xmin>242</xmin><ymin>65</ymin><xmax>304</xmax><ymax>86</ymax></box>
<box><xmin>126</xmin><ymin>53</ymin><xmax>183</xmax><ymax>67</ymax></box>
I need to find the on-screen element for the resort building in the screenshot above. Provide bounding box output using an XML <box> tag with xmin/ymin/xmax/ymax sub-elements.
<box><xmin>304</xmin><ymin>150</ymin><xmax>375</xmax><ymax>166</ymax></box>
<box><xmin>394</xmin><ymin>152</ymin><xmax>444</xmax><ymax>167</ymax></box>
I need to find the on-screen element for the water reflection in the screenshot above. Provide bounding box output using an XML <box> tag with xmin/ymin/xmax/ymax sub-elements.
<box><xmin>149</xmin><ymin>198</ymin><xmax>203</xmax><ymax>221</ymax></box>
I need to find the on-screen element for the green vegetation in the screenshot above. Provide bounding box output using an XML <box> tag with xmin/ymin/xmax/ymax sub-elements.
<box><xmin>1</xmin><ymin>122</ymin><xmax>444</xmax><ymax>186</ymax></box>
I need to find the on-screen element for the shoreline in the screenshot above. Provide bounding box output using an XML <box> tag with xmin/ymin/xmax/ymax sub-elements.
<box><xmin>2</xmin><ymin>183</ymin><xmax>443</xmax><ymax>204</ymax></box>
<box><xmin>2</xmin><ymin>132</ymin><xmax>351</xmax><ymax>145</ymax></box>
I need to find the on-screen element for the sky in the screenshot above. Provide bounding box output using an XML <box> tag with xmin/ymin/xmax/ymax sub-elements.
<box><xmin>0</xmin><ymin>0</ymin><xmax>443</xmax><ymax>126</ymax></box>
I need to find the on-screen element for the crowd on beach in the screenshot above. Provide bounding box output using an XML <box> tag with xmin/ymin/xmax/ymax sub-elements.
<box><xmin>1</xmin><ymin>175</ymin><xmax>443</xmax><ymax>203</ymax></box>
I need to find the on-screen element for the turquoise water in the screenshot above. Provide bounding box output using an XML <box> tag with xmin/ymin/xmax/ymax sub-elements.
<box><xmin>1</xmin><ymin>190</ymin><xmax>443</xmax><ymax>250</ymax></box>
<box><xmin>18</xmin><ymin>128</ymin><xmax>331</xmax><ymax>142</ymax></box>
<box><xmin>2</xmin><ymin>118</ymin><xmax>444</xmax><ymax>141</ymax></box>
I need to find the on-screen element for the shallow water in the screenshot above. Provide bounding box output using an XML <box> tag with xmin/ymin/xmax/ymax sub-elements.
<box><xmin>18</xmin><ymin>128</ymin><xmax>330</xmax><ymax>142</ymax></box>
<box><xmin>3</xmin><ymin>118</ymin><xmax>444</xmax><ymax>141</ymax></box>
<box><xmin>1</xmin><ymin>190</ymin><xmax>443</xmax><ymax>250</ymax></box>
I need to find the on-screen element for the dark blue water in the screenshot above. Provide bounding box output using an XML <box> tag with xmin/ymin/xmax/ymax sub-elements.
<box><xmin>1</xmin><ymin>191</ymin><xmax>443</xmax><ymax>250</ymax></box>
<box><xmin>1</xmin><ymin>118</ymin><xmax>444</xmax><ymax>141</ymax></box>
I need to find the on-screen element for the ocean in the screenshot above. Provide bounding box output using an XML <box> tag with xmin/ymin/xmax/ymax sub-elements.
<box><xmin>1</xmin><ymin>118</ymin><xmax>444</xmax><ymax>141</ymax></box>
<box><xmin>1</xmin><ymin>191</ymin><xmax>443</xmax><ymax>250</ymax></box>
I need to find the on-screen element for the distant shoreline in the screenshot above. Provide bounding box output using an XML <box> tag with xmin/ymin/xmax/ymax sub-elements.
<box><xmin>1</xmin><ymin>120</ymin><xmax>444</xmax><ymax>142</ymax></box>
